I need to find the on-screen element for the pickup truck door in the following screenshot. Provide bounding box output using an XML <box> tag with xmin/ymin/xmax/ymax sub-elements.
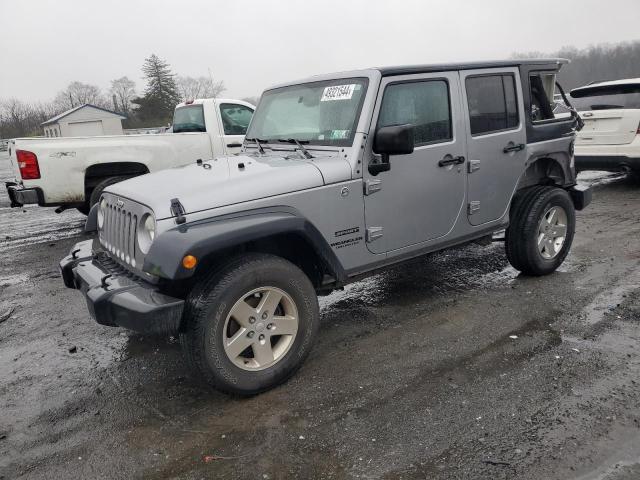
<box><xmin>459</xmin><ymin>68</ymin><xmax>527</xmax><ymax>226</ymax></box>
<box><xmin>363</xmin><ymin>72</ymin><xmax>467</xmax><ymax>254</ymax></box>
<box><xmin>218</xmin><ymin>103</ymin><xmax>255</xmax><ymax>155</ymax></box>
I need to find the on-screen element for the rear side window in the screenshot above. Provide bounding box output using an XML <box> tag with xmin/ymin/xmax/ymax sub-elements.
<box><xmin>173</xmin><ymin>105</ymin><xmax>206</xmax><ymax>133</ymax></box>
<box><xmin>378</xmin><ymin>80</ymin><xmax>452</xmax><ymax>146</ymax></box>
<box><xmin>466</xmin><ymin>74</ymin><xmax>519</xmax><ymax>135</ymax></box>
<box><xmin>220</xmin><ymin>103</ymin><xmax>254</xmax><ymax>135</ymax></box>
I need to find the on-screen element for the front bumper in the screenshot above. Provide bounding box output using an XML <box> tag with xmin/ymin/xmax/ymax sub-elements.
<box><xmin>5</xmin><ymin>182</ymin><xmax>41</xmax><ymax>207</ymax></box>
<box><xmin>60</xmin><ymin>240</ymin><xmax>184</xmax><ymax>335</ymax></box>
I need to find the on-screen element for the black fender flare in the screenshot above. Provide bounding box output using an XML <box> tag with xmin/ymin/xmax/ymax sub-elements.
<box><xmin>142</xmin><ymin>207</ymin><xmax>346</xmax><ymax>282</ymax></box>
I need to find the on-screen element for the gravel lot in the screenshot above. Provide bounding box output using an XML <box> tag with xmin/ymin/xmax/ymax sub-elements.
<box><xmin>1</xmin><ymin>151</ymin><xmax>639</xmax><ymax>479</ymax></box>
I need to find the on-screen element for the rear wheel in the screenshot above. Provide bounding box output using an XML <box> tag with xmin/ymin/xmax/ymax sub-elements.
<box><xmin>180</xmin><ymin>253</ymin><xmax>319</xmax><ymax>395</ymax></box>
<box><xmin>505</xmin><ymin>186</ymin><xmax>575</xmax><ymax>276</ymax></box>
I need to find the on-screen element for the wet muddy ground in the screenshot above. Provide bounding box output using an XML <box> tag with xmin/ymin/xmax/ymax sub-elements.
<box><xmin>1</xmin><ymin>153</ymin><xmax>640</xmax><ymax>479</ymax></box>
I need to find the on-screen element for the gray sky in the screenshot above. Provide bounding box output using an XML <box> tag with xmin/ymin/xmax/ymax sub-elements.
<box><xmin>1</xmin><ymin>0</ymin><xmax>639</xmax><ymax>103</ymax></box>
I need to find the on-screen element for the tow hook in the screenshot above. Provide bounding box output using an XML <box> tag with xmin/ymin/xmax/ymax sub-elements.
<box><xmin>101</xmin><ymin>274</ymin><xmax>113</xmax><ymax>289</ymax></box>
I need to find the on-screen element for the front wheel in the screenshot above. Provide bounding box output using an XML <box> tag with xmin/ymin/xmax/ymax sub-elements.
<box><xmin>505</xmin><ymin>186</ymin><xmax>576</xmax><ymax>276</ymax></box>
<box><xmin>180</xmin><ymin>253</ymin><xmax>319</xmax><ymax>395</ymax></box>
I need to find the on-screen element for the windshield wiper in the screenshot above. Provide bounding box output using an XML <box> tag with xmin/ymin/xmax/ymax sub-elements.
<box><xmin>277</xmin><ymin>138</ymin><xmax>314</xmax><ymax>159</ymax></box>
<box><xmin>244</xmin><ymin>137</ymin><xmax>267</xmax><ymax>154</ymax></box>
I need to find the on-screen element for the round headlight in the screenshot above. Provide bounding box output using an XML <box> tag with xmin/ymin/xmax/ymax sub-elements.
<box><xmin>97</xmin><ymin>198</ymin><xmax>106</xmax><ymax>229</ymax></box>
<box><xmin>138</xmin><ymin>213</ymin><xmax>156</xmax><ymax>254</ymax></box>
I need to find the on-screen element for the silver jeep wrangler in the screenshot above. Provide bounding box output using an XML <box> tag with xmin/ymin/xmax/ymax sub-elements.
<box><xmin>61</xmin><ymin>59</ymin><xmax>591</xmax><ymax>395</ymax></box>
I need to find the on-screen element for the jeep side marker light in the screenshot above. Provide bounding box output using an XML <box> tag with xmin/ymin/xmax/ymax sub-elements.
<box><xmin>182</xmin><ymin>255</ymin><xmax>197</xmax><ymax>269</ymax></box>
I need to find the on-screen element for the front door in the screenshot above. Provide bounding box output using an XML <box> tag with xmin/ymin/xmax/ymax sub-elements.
<box><xmin>460</xmin><ymin>68</ymin><xmax>527</xmax><ymax>226</ymax></box>
<box><xmin>364</xmin><ymin>72</ymin><xmax>467</xmax><ymax>254</ymax></box>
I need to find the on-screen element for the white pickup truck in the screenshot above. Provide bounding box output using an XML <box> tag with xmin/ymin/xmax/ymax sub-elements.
<box><xmin>5</xmin><ymin>98</ymin><xmax>255</xmax><ymax>213</ymax></box>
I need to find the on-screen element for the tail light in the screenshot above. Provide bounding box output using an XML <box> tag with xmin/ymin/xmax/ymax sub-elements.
<box><xmin>17</xmin><ymin>150</ymin><xmax>40</xmax><ymax>179</ymax></box>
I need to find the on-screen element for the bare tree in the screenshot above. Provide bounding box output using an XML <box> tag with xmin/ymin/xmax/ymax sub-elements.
<box><xmin>176</xmin><ymin>76</ymin><xmax>226</xmax><ymax>101</ymax></box>
<box><xmin>109</xmin><ymin>76</ymin><xmax>136</xmax><ymax>115</ymax></box>
<box><xmin>53</xmin><ymin>81</ymin><xmax>108</xmax><ymax>111</ymax></box>
<box><xmin>512</xmin><ymin>40</ymin><xmax>640</xmax><ymax>90</ymax></box>
<box><xmin>0</xmin><ymin>99</ymin><xmax>56</xmax><ymax>138</ymax></box>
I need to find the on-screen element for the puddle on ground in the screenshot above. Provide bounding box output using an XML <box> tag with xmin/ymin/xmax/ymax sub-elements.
<box><xmin>581</xmin><ymin>266</ymin><xmax>640</xmax><ymax>326</ymax></box>
<box><xmin>577</xmin><ymin>171</ymin><xmax>627</xmax><ymax>188</ymax></box>
<box><xmin>320</xmin><ymin>243</ymin><xmax>518</xmax><ymax>311</ymax></box>
<box><xmin>0</xmin><ymin>272</ymin><xmax>30</xmax><ymax>287</ymax></box>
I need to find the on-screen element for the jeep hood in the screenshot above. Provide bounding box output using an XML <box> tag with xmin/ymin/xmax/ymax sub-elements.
<box><xmin>106</xmin><ymin>154</ymin><xmax>350</xmax><ymax>219</ymax></box>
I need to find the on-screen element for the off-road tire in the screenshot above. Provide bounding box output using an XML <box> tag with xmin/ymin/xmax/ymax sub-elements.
<box><xmin>180</xmin><ymin>253</ymin><xmax>320</xmax><ymax>395</ymax></box>
<box><xmin>505</xmin><ymin>186</ymin><xmax>576</xmax><ymax>276</ymax></box>
<box><xmin>88</xmin><ymin>176</ymin><xmax>130</xmax><ymax>210</ymax></box>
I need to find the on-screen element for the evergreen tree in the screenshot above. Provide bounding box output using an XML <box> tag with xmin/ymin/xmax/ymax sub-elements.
<box><xmin>133</xmin><ymin>54</ymin><xmax>180</xmax><ymax>124</ymax></box>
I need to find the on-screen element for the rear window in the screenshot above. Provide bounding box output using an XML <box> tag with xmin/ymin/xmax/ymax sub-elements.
<box><xmin>569</xmin><ymin>92</ymin><xmax>640</xmax><ymax>111</ymax></box>
<box><xmin>173</xmin><ymin>105</ymin><xmax>206</xmax><ymax>133</ymax></box>
<box><xmin>466</xmin><ymin>74</ymin><xmax>519</xmax><ymax>135</ymax></box>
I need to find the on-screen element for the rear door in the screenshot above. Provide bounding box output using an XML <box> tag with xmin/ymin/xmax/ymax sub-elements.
<box><xmin>578</xmin><ymin>110</ymin><xmax>638</xmax><ymax>145</ymax></box>
<box><xmin>460</xmin><ymin>68</ymin><xmax>526</xmax><ymax>226</ymax></box>
<box><xmin>219</xmin><ymin>103</ymin><xmax>254</xmax><ymax>154</ymax></box>
<box><xmin>571</xmin><ymin>84</ymin><xmax>640</xmax><ymax>146</ymax></box>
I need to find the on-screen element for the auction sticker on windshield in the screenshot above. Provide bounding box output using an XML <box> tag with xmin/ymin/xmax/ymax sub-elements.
<box><xmin>321</xmin><ymin>84</ymin><xmax>357</xmax><ymax>101</ymax></box>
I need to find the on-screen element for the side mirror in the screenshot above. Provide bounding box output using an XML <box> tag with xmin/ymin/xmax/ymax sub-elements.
<box><xmin>374</xmin><ymin>124</ymin><xmax>415</xmax><ymax>156</ymax></box>
<box><xmin>370</xmin><ymin>124</ymin><xmax>414</xmax><ymax>175</ymax></box>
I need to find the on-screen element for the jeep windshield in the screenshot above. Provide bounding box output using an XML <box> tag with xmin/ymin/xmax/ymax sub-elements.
<box><xmin>246</xmin><ymin>78</ymin><xmax>368</xmax><ymax>147</ymax></box>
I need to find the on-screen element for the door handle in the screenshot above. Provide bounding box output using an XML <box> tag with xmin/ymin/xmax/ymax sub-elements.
<box><xmin>503</xmin><ymin>143</ymin><xmax>525</xmax><ymax>153</ymax></box>
<box><xmin>227</xmin><ymin>142</ymin><xmax>243</xmax><ymax>148</ymax></box>
<box><xmin>438</xmin><ymin>155</ymin><xmax>465</xmax><ymax>167</ymax></box>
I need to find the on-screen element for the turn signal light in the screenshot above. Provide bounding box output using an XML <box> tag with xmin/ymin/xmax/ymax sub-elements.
<box><xmin>16</xmin><ymin>150</ymin><xmax>40</xmax><ymax>179</ymax></box>
<box><xmin>182</xmin><ymin>255</ymin><xmax>197</xmax><ymax>269</ymax></box>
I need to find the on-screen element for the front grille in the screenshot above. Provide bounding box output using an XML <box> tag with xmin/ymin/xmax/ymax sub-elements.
<box><xmin>98</xmin><ymin>193</ymin><xmax>150</xmax><ymax>272</ymax></box>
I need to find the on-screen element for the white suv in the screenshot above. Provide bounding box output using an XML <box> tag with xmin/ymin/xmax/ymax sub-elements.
<box><xmin>572</xmin><ymin>78</ymin><xmax>640</xmax><ymax>174</ymax></box>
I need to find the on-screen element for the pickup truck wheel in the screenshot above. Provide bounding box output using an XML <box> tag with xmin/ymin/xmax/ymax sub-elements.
<box><xmin>505</xmin><ymin>186</ymin><xmax>575</xmax><ymax>276</ymax></box>
<box><xmin>88</xmin><ymin>176</ymin><xmax>130</xmax><ymax>210</ymax></box>
<box><xmin>180</xmin><ymin>253</ymin><xmax>319</xmax><ymax>395</ymax></box>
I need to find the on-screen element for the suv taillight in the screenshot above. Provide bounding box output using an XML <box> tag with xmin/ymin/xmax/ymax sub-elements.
<box><xmin>16</xmin><ymin>150</ymin><xmax>40</xmax><ymax>179</ymax></box>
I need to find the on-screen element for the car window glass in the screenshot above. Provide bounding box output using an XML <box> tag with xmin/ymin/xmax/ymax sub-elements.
<box><xmin>220</xmin><ymin>104</ymin><xmax>254</xmax><ymax>135</ymax></box>
<box><xmin>378</xmin><ymin>80</ymin><xmax>452</xmax><ymax>145</ymax></box>
<box><xmin>466</xmin><ymin>74</ymin><xmax>519</xmax><ymax>135</ymax></box>
<box><xmin>172</xmin><ymin>105</ymin><xmax>206</xmax><ymax>133</ymax></box>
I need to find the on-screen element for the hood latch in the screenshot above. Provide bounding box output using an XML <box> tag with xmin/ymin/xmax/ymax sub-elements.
<box><xmin>170</xmin><ymin>198</ymin><xmax>186</xmax><ymax>224</ymax></box>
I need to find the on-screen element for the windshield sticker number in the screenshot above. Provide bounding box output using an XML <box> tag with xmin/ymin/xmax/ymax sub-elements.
<box><xmin>321</xmin><ymin>84</ymin><xmax>356</xmax><ymax>102</ymax></box>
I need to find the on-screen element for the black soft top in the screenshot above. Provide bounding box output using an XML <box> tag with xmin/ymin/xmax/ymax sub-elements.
<box><xmin>376</xmin><ymin>59</ymin><xmax>568</xmax><ymax>77</ymax></box>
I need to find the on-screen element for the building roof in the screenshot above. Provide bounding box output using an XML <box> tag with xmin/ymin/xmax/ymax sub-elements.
<box><xmin>41</xmin><ymin>104</ymin><xmax>126</xmax><ymax>126</ymax></box>
<box><xmin>376</xmin><ymin>58</ymin><xmax>569</xmax><ymax>77</ymax></box>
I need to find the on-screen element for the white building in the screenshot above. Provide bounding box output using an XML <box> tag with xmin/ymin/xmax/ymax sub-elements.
<box><xmin>41</xmin><ymin>104</ymin><xmax>126</xmax><ymax>137</ymax></box>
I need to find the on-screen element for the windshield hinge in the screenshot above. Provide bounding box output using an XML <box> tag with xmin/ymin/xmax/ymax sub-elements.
<box><xmin>363</xmin><ymin>179</ymin><xmax>382</xmax><ymax>196</ymax></box>
<box><xmin>468</xmin><ymin>201</ymin><xmax>481</xmax><ymax>215</ymax></box>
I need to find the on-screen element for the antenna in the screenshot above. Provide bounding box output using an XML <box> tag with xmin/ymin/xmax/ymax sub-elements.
<box><xmin>208</xmin><ymin>67</ymin><xmax>219</xmax><ymax>100</ymax></box>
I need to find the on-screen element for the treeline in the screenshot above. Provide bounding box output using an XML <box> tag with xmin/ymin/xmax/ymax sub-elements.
<box><xmin>0</xmin><ymin>54</ymin><xmax>227</xmax><ymax>139</ymax></box>
<box><xmin>513</xmin><ymin>39</ymin><xmax>640</xmax><ymax>90</ymax></box>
